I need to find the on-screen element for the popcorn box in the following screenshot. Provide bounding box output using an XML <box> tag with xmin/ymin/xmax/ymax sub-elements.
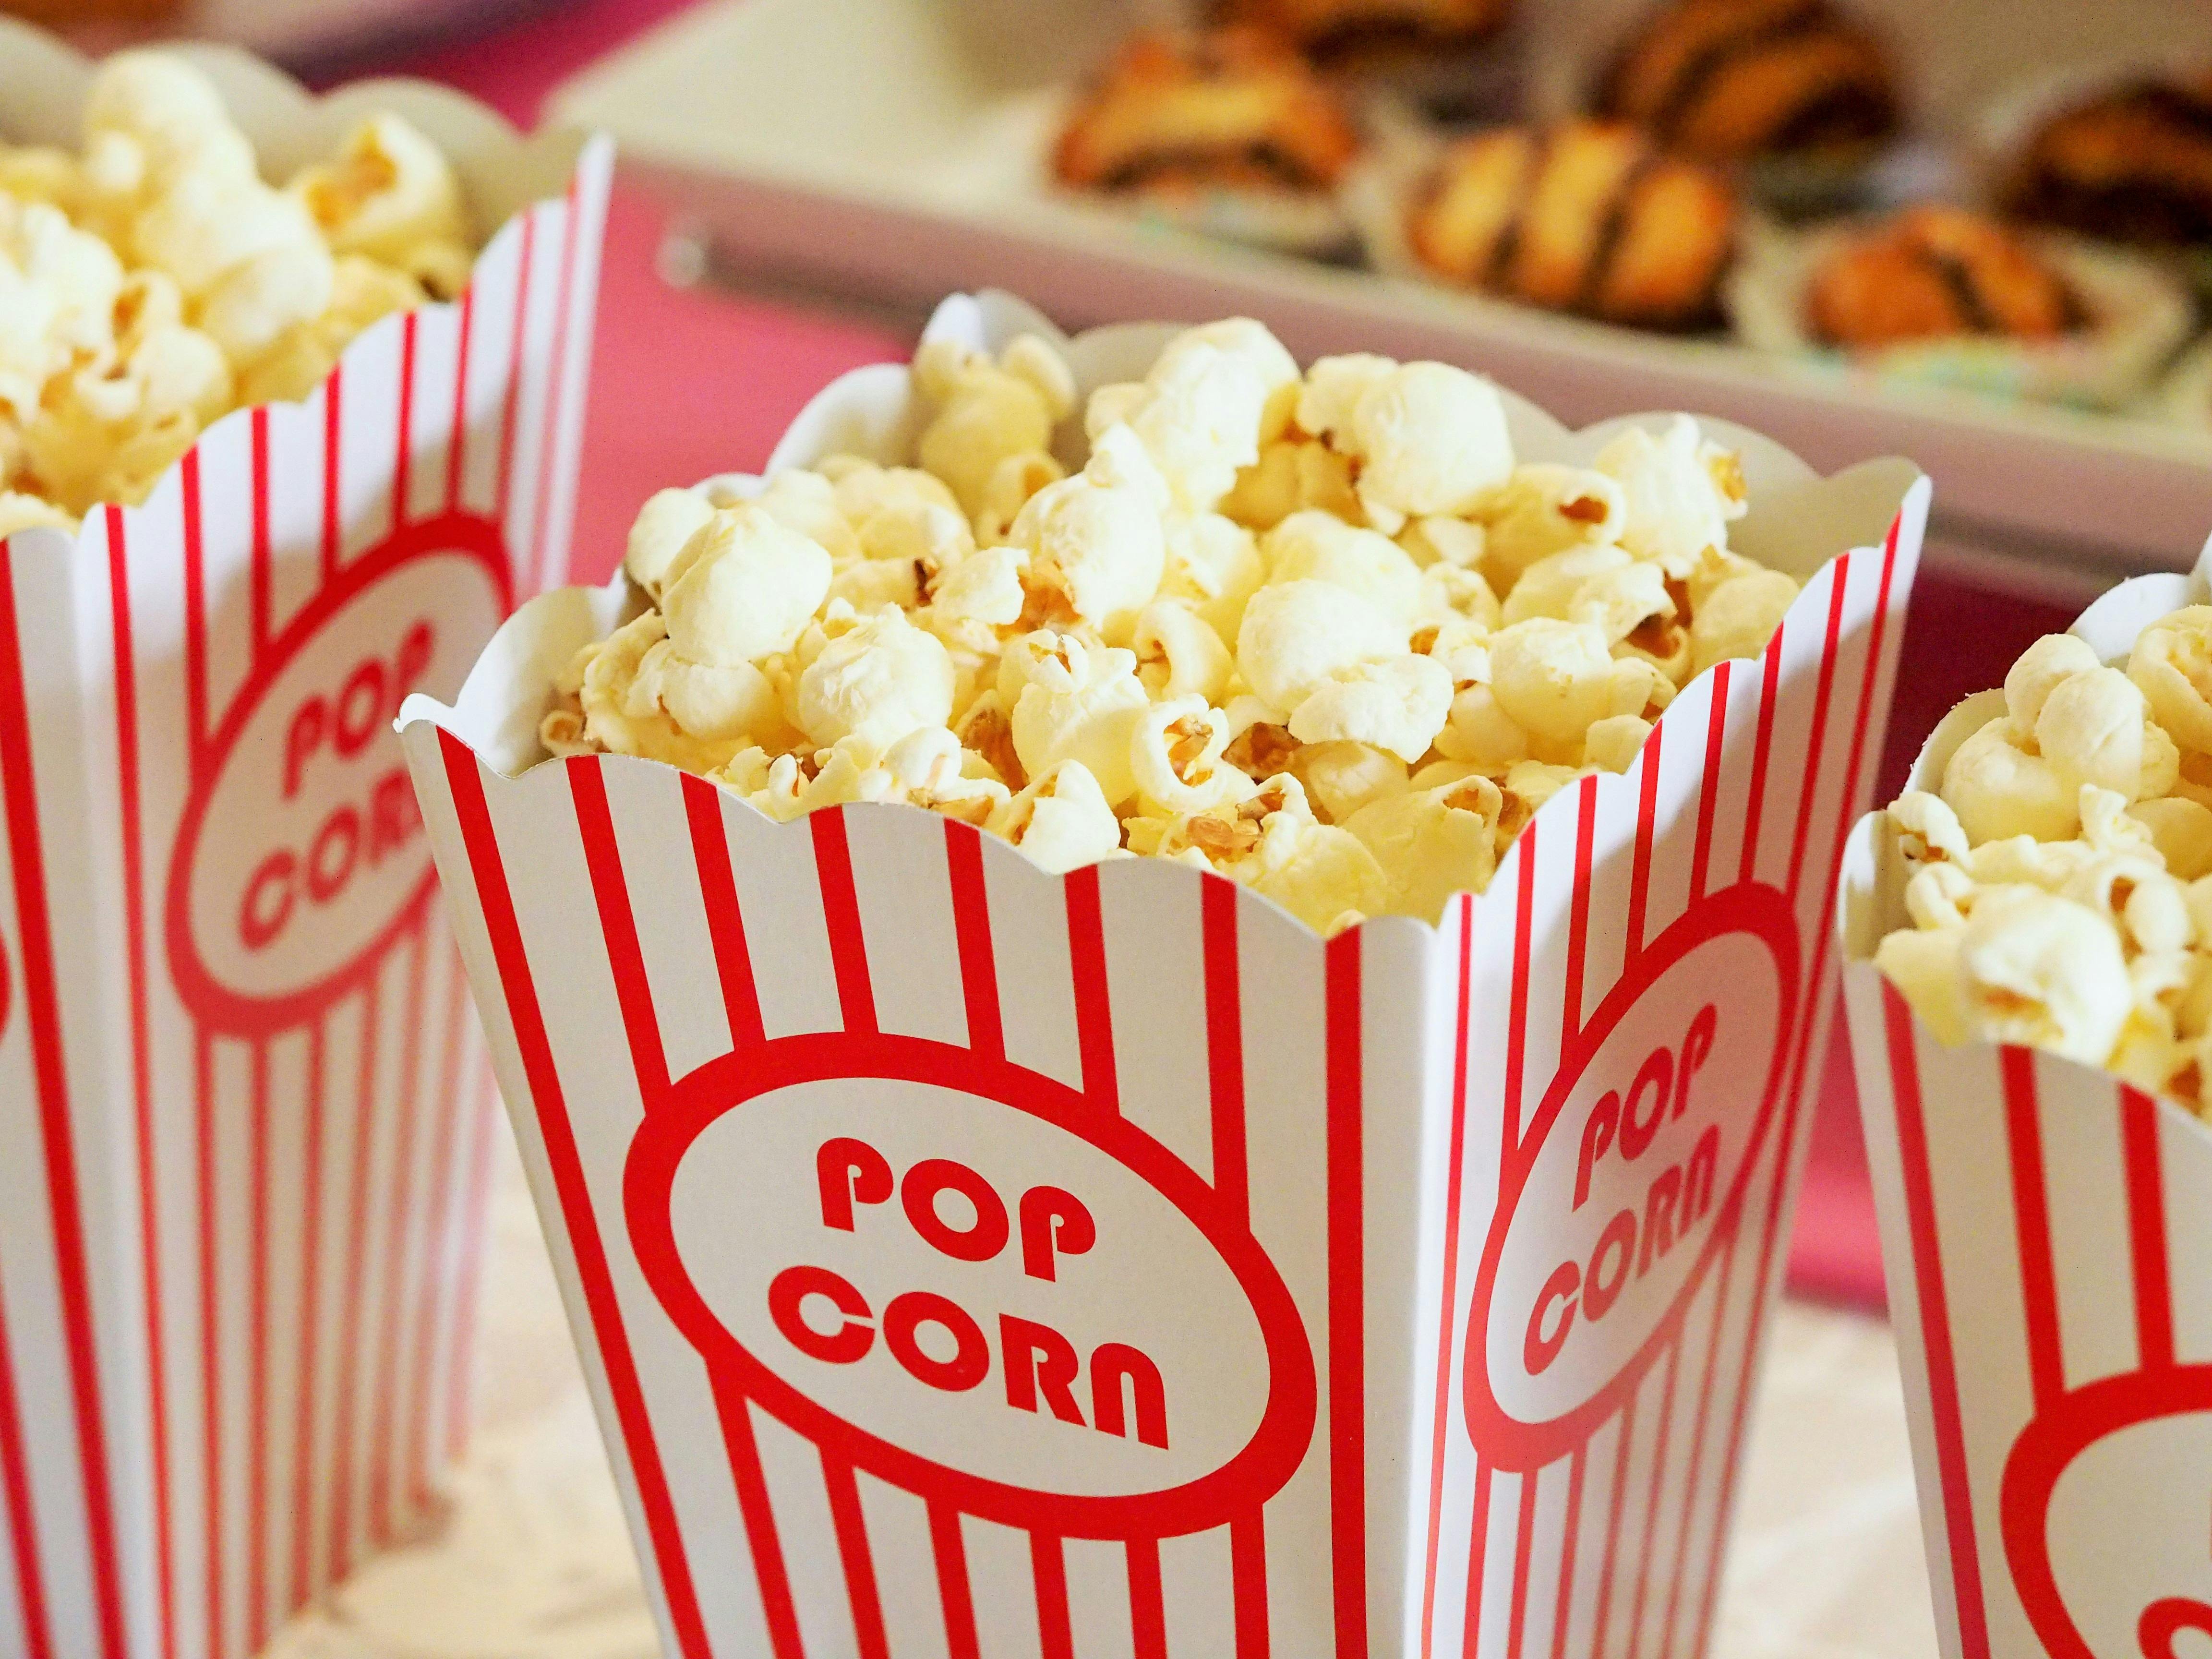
<box><xmin>0</xmin><ymin>25</ymin><xmax>612</xmax><ymax>1659</ymax></box>
<box><xmin>1842</xmin><ymin>544</ymin><xmax>2212</xmax><ymax>1659</ymax></box>
<box><xmin>402</xmin><ymin>292</ymin><xmax>1923</xmax><ymax>1657</ymax></box>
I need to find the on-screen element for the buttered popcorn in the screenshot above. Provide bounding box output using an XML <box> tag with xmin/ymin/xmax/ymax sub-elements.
<box><xmin>1876</xmin><ymin>616</ymin><xmax>2212</xmax><ymax>1115</ymax></box>
<box><xmin>0</xmin><ymin>50</ymin><xmax>473</xmax><ymax>522</ymax></box>
<box><xmin>543</xmin><ymin>320</ymin><xmax>1801</xmax><ymax>935</ymax></box>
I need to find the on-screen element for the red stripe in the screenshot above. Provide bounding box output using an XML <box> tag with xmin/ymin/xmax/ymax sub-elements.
<box><xmin>2003</xmin><ymin>1048</ymin><xmax>2065</xmax><ymax>1408</ymax></box>
<box><xmin>367</xmin><ymin>925</ymin><xmax>433</xmax><ymax>1546</ymax></box>
<box><xmin>493</xmin><ymin>213</ymin><xmax>536</xmax><ymax>525</ymax></box>
<box><xmin>440</xmin><ymin>733</ymin><xmax>714</xmax><ymax>1659</ymax></box>
<box><xmin>1882</xmin><ymin>986</ymin><xmax>1991</xmax><ymax>1659</ymax></box>
<box><xmin>1624</xmin><ymin>1342</ymin><xmax>1683</xmax><ymax>1659</ymax></box>
<box><xmin>252</xmin><ymin>406</ymin><xmax>272</xmax><ymax>649</ymax></box>
<box><xmin>1657</xmin><ymin>1237</ymin><xmax>1740</xmax><ymax>1659</ymax></box>
<box><xmin>197</xmin><ymin>1030</ymin><xmax>223</xmax><ymax>1656</ymax></box>
<box><xmin>1462</xmin><ymin>1462</ymin><xmax>1491</xmax><ymax>1648</ymax></box>
<box><xmin>812</xmin><ymin>809</ymin><xmax>878</xmax><ymax>1036</ymax></box>
<box><xmin>824</xmin><ymin>1456</ymin><xmax>891</xmax><ymax>1659</ymax></box>
<box><xmin>1736</xmin><ymin>620</ymin><xmax>1783</xmax><ymax>886</ymax></box>
<box><xmin>1233</xmin><ymin>1513</ymin><xmax>1272</xmax><ymax>1658</ymax></box>
<box><xmin>1419</xmin><ymin>900</ymin><xmax>1477</xmax><ymax>1656</ymax></box>
<box><xmin>181</xmin><ymin>452</ymin><xmax>207</xmax><ymax>767</ymax></box>
<box><xmin>328</xmin><ymin>973</ymin><xmax>385</xmax><ymax>1577</ymax></box>
<box><xmin>2120</xmin><ymin>1089</ymin><xmax>2176</xmax><ymax>1370</ymax></box>
<box><xmin>1128</xmin><ymin>1538</ymin><xmax>1167</xmax><ymax>1659</ymax></box>
<box><xmin>0</xmin><ymin>1260</ymin><xmax>51</xmax><ymax>1659</ymax></box>
<box><xmin>1550</xmin><ymin>1448</ymin><xmax>1587</xmax><ymax>1659</ymax></box>
<box><xmin>709</xmin><ymin>1377</ymin><xmax>803</xmax><ymax>1659</ymax></box>
<box><xmin>322</xmin><ymin>364</ymin><xmax>344</xmax><ymax>576</ymax></box>
<box><xmin>105</xmin><ymin>505</ymin><xmax>175</xmax><ymax>1656</ymax></box>
<box><xmin>1564</xmin><ymin>776</ymin><xmax>1596</xmax><ymax>1043</ymax></box>
<box><xmin>1066</xmin><ymin>866</ymin><xmax>1118</xmax><ymax>1112</ymax></box>
<box><xmin>445</xmin><ymin>289</ymin><xmax>475</xmax><ymax>512</ymax></box>
<box><xmin>0</xmin><ymin>533</ymin><xmax>128</xmax><ymax>1659</ymax></box>
<box><xmin>1505</xmin><ymin>1472</ymin><xmax>1539</xmax><ymax>1657</ymax></box>
<box><xmin>1627</xmin><ymin>722</ymin><xmax>1662</xmax><ymax>956</ymax></box>
<box><xmin>288</xmin><ymin>1026</ymin><xmax>329</xmax><ymax>1608</ymax></box>
<box><xmin>1032</xmin><ymin>1532</ymin><xmax>1075</xmax><ymax>1659</ymax></box>
<box><xmin>930</xmin><ymin>1502</ymin><xmax>981</xmax><ymax>1659</ymax></box>
<box><xmin>1688</xmin><ymin>663</ymin><xmax>1728</xmax><ymax>903</ymax></box>
<box><xmin>442</xmin><ymin>1077</ymin><xmax>499</xmax><ymax>1469</ymax></box>
<box><xmin>247</xmin><ymin>1039</ymin><xmax>273</xmax><ymax>1649</ymax></box>
<box><xmin>1590</xmin><ymin>1399</ymin><xmax>1638</xmax><ymax>1654</ymax></box>
<box><xmin>407</xmin><ymin>950</ymin><xmax>474</xmax><ymax>1511</ymax></box>
<box><xmin>1203</xmin><ymin>877</ymin><xmax>1248</xmax><ymax>1221</ymax></box>
<box><xmin>529</xmin><ymin>186</ymin><xmax>584</xmax><ymax>592</ymax></box>
<box><xmin>570</xmin><ymin>761</ymin><xmax>673</xmax><ymax>1101</ymax></box>
<box><xmin>681</xmin><ymin>773</ymin><xmax>765</xmax><ymax>1049</ymax></box>
<box><xmin>947</xmin><ymin>822</ymin><xmax>1003</xmax><ymax>1062</ymax></box>
<box><xmin>392</xmin><ymin>314</ymin><xmax>418</xmax><ymax>528</ymax></box>
<box><xmin>1783</xmin><ymin>562</ymin><xmax>1852</xmax><ymax>903</ymax></box>
<box><xmin>1326</xmin><ymin>929</ymin><xmax>1368</xmax><ymax>1659</ymax></box>
<box><xmin>1504</xmin><ymin>823</ymin><xmax>1536</xmax><ymax>1158</ymax></box>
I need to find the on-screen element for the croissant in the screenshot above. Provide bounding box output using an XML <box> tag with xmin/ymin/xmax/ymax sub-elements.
<box><xmin>1409</xmin><ymin>121</ymin><xmax>1738</xmax><ymax>331</ymax></box>
<box><xmin>1595</xmin><ymin>0</ymin><xmax>1899</xmax><ymax>163</ymax></box>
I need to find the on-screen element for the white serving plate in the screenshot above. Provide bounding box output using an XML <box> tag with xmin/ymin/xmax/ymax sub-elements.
<box><xmin>550</xmin><ymin>0</ymin><xmax>2212</xmax><ymax>582</ymax></box>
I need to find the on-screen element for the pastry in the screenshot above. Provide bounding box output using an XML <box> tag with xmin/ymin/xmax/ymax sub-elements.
<box><xmin>1053</xmin><ymin>28</ymin><xmax>1363</xmax><ymax>199</ymax></box>
<box><xmin>1220</xmin><ymin>0</ymin><xmax>1513</xmax><ymax>63</ymax></box>
<box><xmin>1408</xmin><ymin>120</ymin><xmax>1739</xmax><ymax>330</ymax></box>
<box><xmin>1596</xmin><ymin>0</ymin><xmax>1900</xmax><ymax>163</ymax></box>
<box><xmin>1804</xmin><ymin>206</ymin><xmax>2081</xmax><ymax>348</ymax></box>
<box><xmin>2004</xmin><ymin>70</ymin><xmax>2212</xmax><ymax>248</ymax></box>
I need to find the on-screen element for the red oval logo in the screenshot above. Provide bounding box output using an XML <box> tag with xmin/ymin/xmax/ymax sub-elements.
<box><xmin>624</xmin><ymin>1032</ymin><xmax>1318</xmax><ymax>1538</ymax></box>
<box><xmin>1465</xmin><ymin>881</ymin><xmax>1798</xmax><ymax>1470</ymax></box>
<box><xmin>165</xmin><ymin>513</ymin><xmax>509</xmax><ymax>1034</ymax></box>
<box><xmin>2004</xmin><ymin>1367</ymin><xmax>2212</xmax><ymax>1659</ymax></box>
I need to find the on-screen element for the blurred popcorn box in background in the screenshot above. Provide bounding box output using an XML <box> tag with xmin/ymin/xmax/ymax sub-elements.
<box><xmin>400</xmin><ymin>292</ymin><xmax>1923</xmax><ymax>1656</ymax></box>
<box><xmin>1843</xmin><ymin>546</ymin><xmax>2212</xmax><ymax>1659</ymax></box>
<box><xmin>0</xmin><ymin>23</ymin><xmax>610</xmax><ymax>1659</ymax></box>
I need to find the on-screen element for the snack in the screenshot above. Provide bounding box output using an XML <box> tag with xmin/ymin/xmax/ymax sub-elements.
<box><xmin>2002</xmin><ymin>67</ymin><xmax>2212</xmax><ymax>249</ymax></box>
<box><xmin>1872</xmin><ymin>617</ymin><xmax>2212</xmax><ymax>1109</ymax></box>
<box><xmin>0</xmin><ymin>48</ymin><xmax>473</xmax><ymax>520</ymax></box>
<box><xmin>1805</xmin><ymin>205</ymin><xmax>2080</xmax><ymax>349</ymax></box>
<box><xmin>1406</xmin><ymin>119</ymin><xmax>1738</xmax><ymax>331</ymax></box>
<box><xmin>1220</xmin><ymin>0</ymin><xmax>1514</xmax><ymax>63</ymax></box>
<box><xmin>1053</xmin><ymin>28</ymin><xmax>1362</xmax><ymax>203</ymax></box>
<box><xmin>1593</xmin><ymin>0</ymin><xmax>1900</xmax><ymax>164</ymax></box>
<box><xmin>540</xmin><ymin>317</ymin><xmax>1799</xmax><ymax>936</ymax></box>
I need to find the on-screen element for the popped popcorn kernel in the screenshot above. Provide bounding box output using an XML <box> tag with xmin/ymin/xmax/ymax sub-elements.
<box><xmin>1298</xmin><ymin>357</ymin><xmax>1513</xmax><ymax>535</ymax></box>
<box><xmin>2129</xmin><ymin>607</ymin><xmax>2212</xmax><ymax>755</ymax></box>
<box><xmin>1237</xmin><ymin>577</ymin><xmax>1405</xmax><ymax>713</ymax></box>
<box><xmin>989</xmin><ymin>760</ymin><xmax>1123</xmax><ymax>875</ymax></box>
<box><xmin>915</xmin><ymin>334</ymin><xmax>1074</xmax><ymax>516</ymax></box>
<box><xmin>662</xmin><ymin>505</ymin><xmax>835</xmax><ymax>667</ymax></box>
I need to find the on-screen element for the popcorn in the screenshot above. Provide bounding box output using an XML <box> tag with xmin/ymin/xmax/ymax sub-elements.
<box><xmin>2128</xmin><ymin>607</ymin><xmax>2212</xmax><ymax>755</ymax></box>
<box><xmin>542</xmin><ymin>321</ymin><xmax>1797</xmax><ymax>935</ymax></box>
<box><xmin>1690</xmin><ymin>568</ymin><xmax>1798</xmax><ymax>675</ymax></box>
<box><xmin>0</xmin><ymin>50</ymin><xmax>477</xmax><ymax>517</ymax></box>
<box><xmin>1940</xmin><ymin>716</ymin><xmax>2079</xmax><ymax>845</ymax></box>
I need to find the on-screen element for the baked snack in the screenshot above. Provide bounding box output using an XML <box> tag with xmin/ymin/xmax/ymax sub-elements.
<box><xmin>1805</xmin><ymin>206</ymin><xmax>2081</xmax><ymax>349</ymax></box>
<box><xmin>2003</xmin><ymin>70</ymin><xmax>2212</xmax><ymax>249</ymax></box>
<box><xmin>1053</xmin><ymin>28</ymin><xmax>1362</xmax><ymax>199</ymax></box>
<box><xmin>1220</xmin><ymin>0</ymin><xmax>1513</xmax><ymax>63</ymax></box>
<box><xmin>1408</xmin><ymin>120</ymin><xmax>1738</xmax><ymax>330</ymax></box>
<box><xmin>0</xmin><ymin>49</ymin><xmax>473</xmax><ymax>527</ymax></box>
<box><xmin>1595</xmin><ymin>0</ymin><xmax>1900</xmax><ymax>164</ymax></box>
<box><xmin>541</xmin><ymin>319</ymin><xmax>1800</xmax><ymax>935</ymax></box>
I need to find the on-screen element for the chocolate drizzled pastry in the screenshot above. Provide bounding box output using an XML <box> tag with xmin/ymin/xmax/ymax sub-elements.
<box><xmin>1408</xmin><ymin>120</ymin><xmax>1738</xmax><ymax>331</ymax></box>
<box><xmin>1595</xmin><ymin>0</ymin><xmax>1899</xmax><ymax>164</ymax></box>
<box><xmin>1806</xmin><ymin>206</ymin><xmax>2083</xmax><ymax>349</ymax></box>
<box><xmin>2004</xmin><ymin>70</ymin><xmax>2212</xmax><ymax>248</ymax></box>
<box><xmin>1054</xmin><ymin>28</ymin><xmax>1363</xmax><ymax>197</ymax></box>
<box><xmin>1220</xmin><ymin>0</ymin><xmax>1514</xmax><ymax>64</ymax></box>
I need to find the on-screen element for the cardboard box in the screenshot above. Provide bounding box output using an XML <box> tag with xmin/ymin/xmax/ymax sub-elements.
<box><xmin>0</xmin><ymin>26</ymin><xmax>611</xmax><ymax>1658</ymax></box>
<box><xmin>404</xmin><ymin>292</ymin><xmax>1923</xmax><ymax>1656</ymax></box>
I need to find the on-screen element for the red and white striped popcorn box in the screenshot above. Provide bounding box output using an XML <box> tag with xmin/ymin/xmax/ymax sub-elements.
<box><xmin>401</xmin><ymin>292</ymin><xmax>1923</xmax><ymax>1658</ymax></box>
<box><xmin>0</xmin><ymin>24</ymin><xmax>612</xmax><ymax>1659</ymax></box>
<box><xmin>1842</xmin><ymin>541</ymin><xmax>2212</xmax><ymax>1659</ymax></box>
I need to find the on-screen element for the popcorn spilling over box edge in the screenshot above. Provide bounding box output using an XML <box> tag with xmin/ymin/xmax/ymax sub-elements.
<box><xmin>0</xmin><ymin>24</ymin><xmax>612</xmax><ymax>1659</ymax></box>
<box><xmin>401</xmin><ymin>290</ymin><xmax>1922</xmax><ymax>1657</ymax></box>
<box><xmin>1842</xmin><ymin>541</ymin><xmax>2212</xmax><ymax>1659</ymax></box>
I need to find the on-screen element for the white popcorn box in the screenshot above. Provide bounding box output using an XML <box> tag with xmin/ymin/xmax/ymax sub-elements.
<box><xmin>1841</xmin><ymin>542</ymin><xmax>2212</xmax><ymax>1659</ymax></box>
<box><xmin>0</xmin><ymin>25</ymin><xmax>612</xmax><ymax>1659</ymax></box>
<box><xmin>401</xmin><ymin>292</ymin><xmax>1923</xmax><ymax>1657</ymax></box>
